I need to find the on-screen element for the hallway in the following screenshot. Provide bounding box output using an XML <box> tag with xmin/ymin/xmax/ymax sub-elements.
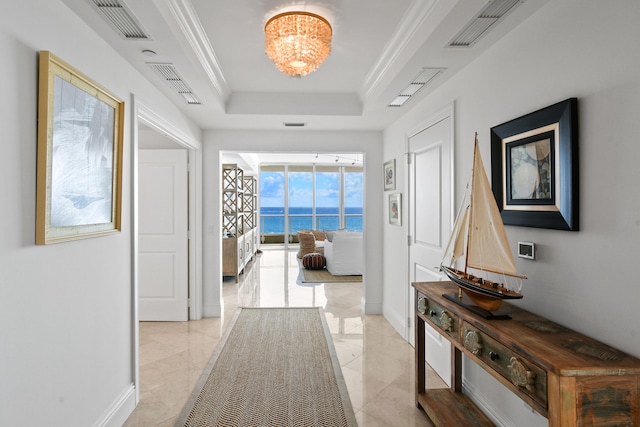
<box><xmin>123</xmin><ymin>247</ymin><xmax>442</xmax><ymax>426</ymax></box>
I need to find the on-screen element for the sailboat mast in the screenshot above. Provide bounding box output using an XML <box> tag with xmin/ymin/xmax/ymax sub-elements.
<box><xmin>464</xmin><ymin>133</ymin><xmax>478</xmax><ymax>275</ymax></box>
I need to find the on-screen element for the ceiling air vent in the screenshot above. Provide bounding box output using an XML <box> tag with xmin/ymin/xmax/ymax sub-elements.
<box><xmin>148</xmin><ymin>63</ymin><xmax>202</xmax><ymax>105</ymax></box>
<box><xmin>388</xmin><ymin>68</ymin><xmax>445</xmax><ymax>107</ymax></box>
<box><xmin>91</xmin><ymin>0</ymin><xmax>150</xmax><ymax>40</ymax></box>
<box><xmin>448</xmin><ymin>0</ymin><xmax>523</xmax><ymax>47</ymax></box>
<box><xmin>283</xmin><ymin>122</ymin><xmax>306</xmax><ymax>127</ymax></box>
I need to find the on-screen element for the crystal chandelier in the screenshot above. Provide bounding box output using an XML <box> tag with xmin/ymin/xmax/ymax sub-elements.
<box><xmin>264</xmin><ymin>11</ymin><xmax>332</xmax><ymax>77</ymax></box>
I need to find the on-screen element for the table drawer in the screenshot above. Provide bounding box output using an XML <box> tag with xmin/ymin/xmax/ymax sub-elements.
<box><xmin>461</xmin><ymin>322</ymin><xmax>548</xmax><ymax>408</ymax></box>
<box><xmin>417</xmin><ymin>293</ymin><xmax>459</xmax><ymax>342</ymax></box>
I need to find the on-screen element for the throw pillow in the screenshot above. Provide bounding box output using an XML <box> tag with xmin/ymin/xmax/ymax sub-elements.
<box><xmin>311</xmin><ymin>230</ymin><xmax>326</xmax><ymax>241</ymax></box>
<box><xmin>297</xmin><ymin>231</ymin><xmax>316</xmax><ymax>259</ymax></box>
<box><xmin>323</xmin><ymin>229</ymin><xmax>345</xmax><ymax>242</ymax></box>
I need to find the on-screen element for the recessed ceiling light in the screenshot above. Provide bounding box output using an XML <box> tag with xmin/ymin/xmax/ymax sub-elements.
<box><xmin>142</xmin><ymin>49</ymin><xmax>157</xmax><ymax>57</ymax></box>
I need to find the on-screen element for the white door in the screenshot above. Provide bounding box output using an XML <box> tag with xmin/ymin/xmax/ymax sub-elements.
<box><xmin>139</xmin><ymin>149</ymin><xmax>188</xmax><ymax>321</ymax></box>
<box><xmin>408</xmin><ymin>114</ymin><xmax>453</xmax><ymax>385</ymax></box>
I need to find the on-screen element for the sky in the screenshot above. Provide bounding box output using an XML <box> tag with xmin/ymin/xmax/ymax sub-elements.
<box><xmin>260</xmin><ymin>171</ymin><xmax>363</xmax><ymax>208</ymax></box>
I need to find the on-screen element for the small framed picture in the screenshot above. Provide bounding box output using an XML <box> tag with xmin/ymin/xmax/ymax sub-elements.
<box><xmin>389</xmin><ymin>193</ymin><xmax>401</xmax><ymax>226</ymax></box>
<box><xmin>384</xmin><ymin>159</ymin><xmax>396</xmax><ymax>191</ymax></box>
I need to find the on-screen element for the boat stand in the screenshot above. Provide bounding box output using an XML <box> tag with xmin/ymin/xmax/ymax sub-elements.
<box><xmin>443</xmin><ymin>293</ymin><xmax>512</xmax><ymax>320</ymax></box>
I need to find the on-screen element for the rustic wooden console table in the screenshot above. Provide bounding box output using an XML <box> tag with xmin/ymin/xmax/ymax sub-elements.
<box><xmin>413</xmin><ymin>281</ymin><xmax>640</xmax><ymax>426</ymax></box>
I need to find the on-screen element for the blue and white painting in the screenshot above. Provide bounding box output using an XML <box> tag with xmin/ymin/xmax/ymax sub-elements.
<box><xmin>50</xmin><ymin>76</ymin><xmax>115</xmax><ymax>227</ymax></box>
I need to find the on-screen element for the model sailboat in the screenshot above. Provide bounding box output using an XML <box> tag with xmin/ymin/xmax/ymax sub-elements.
<box><xmin>440</xmin><ymin>134</ymin><xmax>526</xmax><ymax>312</ymax></box>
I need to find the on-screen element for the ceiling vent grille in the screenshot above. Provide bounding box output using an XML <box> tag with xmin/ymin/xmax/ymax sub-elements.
<box><xmin>91</xmin><ymin>0</ymin><xmax>150</xmax><ymax>39</ymax></box>
<box><xmin>283</xmin><ymin>122</ymin><xmax>306</xmax><ymax>127</ymax></box>
<box><xmin>448</xmin><ymin>0</ymin><xmax>523</xmax><ymax>47</ymax></box>
<box><xmin>148</xmin><ymin>63</ymin><xmax>202</xmax><ymax>105</ymax></box>
<box><xmin>388</xmin><ymin>68</ymin><xmax>445</xmax><ymax>107</ymax></box>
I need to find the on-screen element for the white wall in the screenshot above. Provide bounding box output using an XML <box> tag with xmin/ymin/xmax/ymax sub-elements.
<box><xmin>382</xmin><ymin>0</ymin><xmax>640</xmax><ymax>425</ymax></box>
<box><xmin>203</xmin><ymin>130</ymin><xmax>383</xmax><ymax>317</ymax></box>
<box><xmin>0</xmin><ymin>1</ymin><xmax>200</xmax><ymax>425</ymax></box>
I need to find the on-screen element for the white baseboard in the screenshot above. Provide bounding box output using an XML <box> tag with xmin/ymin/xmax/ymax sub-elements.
<box><xmin>93</xmin><ymin>384</ymin><xmax>136</xmax><ymax>427</ymax></box>
<box><xmin>382</xmin><ymin>308</ymin><xmax>406</xmax><ymax>338</ymax></box>
<box><xmin>203</xmin><ymin>302</ymin><xmax>222</xmax><ymax>317</ymax></box>
<box><xmin>362</xmin><ymin>300</ymin><xmax>382</xmax><ymax>315</ymax></box>
<box><xmin>462</xmin><ymin>381</ymin><xmax>512</xmax><ymax>427</ymax></box>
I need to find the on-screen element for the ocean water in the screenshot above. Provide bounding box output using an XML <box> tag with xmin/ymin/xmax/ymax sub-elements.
<box><xmin>260</xmin><ymin>207</ymin><xmax>363</xmax><ymax>233</ymax></box>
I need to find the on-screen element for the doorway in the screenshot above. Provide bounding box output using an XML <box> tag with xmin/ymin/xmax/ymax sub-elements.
<box><xmin>221</xmin><ymin>152</ymin><xmax>364</xmax><ymax>252</ymax></box>
<box><xmin>134</xmin><ymin>104</ymin><xmax>202</xmax><ymax>324</ymax></box>
<box><xmin>138</xmin><ymin>146</ymin><xmax>189</xmax><ymax>321</ymax></box>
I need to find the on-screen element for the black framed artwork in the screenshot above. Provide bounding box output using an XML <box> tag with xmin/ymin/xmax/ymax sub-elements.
<box><xmin>490</xmin><ymin>98</ymin><xmax>579</xmax><ymax>231</ymax></box>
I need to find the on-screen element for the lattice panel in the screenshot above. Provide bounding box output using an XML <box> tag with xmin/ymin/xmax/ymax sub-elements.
<box><xmin>243</xmin><ymin>192</ymin><xmax>253</xmax><ymax>212</ymax></box>
<box><xmin>223</xmin><ymin>165</ymin><xmax>244</xmax><ymax>238</ymax></box>
<box><xmin>242</xmin><ymin>177</ymin><xmax>254</xmax><ymax>213</ymax></box>
<box><xmin>223</xmin><ymin>192</ymin><xmax>237</xmax><ymax>215</ymax></box>
<box><xmin>222</xmin><ymin>169</ymin><xmax>235</xmax><ymax>192</ymax></box>
<box><xmin>223</xmin><ymin>166</ymin><xmax>243</xmax><ymax>193</ymax></box>
<box><xmin>237</xmin><ymin>216</ymin><xmax>244</xmax><ymax>235</ymax></box>
<box><xmin>223</xmin><ymin>213</ymin><xmax>245</xmax><ymax>235</ymax></box>
<box><xmin>244</xmin><ymin>212</ymin><xmax>254</xmax><ymax>230</ymax></box>
<box><xmin>243</xmin><ymin>176</ymin><xmax>255</xmax><ymax>194</ymax></box>
<box><xmin>223</xmin><ymin>215</ymin><xmax>235</xmax><ymax>237</ymax></box>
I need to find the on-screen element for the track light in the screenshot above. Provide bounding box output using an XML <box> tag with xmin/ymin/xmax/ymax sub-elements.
<box><xmin>312</xmin><ymin>153</ymin><xmax>362</xmax><ymax>165</ymax></box>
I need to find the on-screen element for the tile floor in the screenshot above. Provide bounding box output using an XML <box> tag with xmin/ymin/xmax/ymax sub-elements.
<box><xmin>123</xmin><ymin>247</ymin><xmax>444</xmax><ymax>426</ymax></box>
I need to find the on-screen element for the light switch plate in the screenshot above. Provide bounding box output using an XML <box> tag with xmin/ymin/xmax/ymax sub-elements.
<box><xmin>517</xmin><ymin>241</ymin><xmax>535</xmax><ymax>260</ymax></box>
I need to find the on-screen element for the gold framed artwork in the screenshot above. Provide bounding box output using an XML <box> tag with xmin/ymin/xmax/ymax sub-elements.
<box><xmin>490</xmin><ymin>98</ymin><xmax>578</xmax><ymax>231</ymax></box>
<box><xmin>36</xmin><ymin>51</ymin><xmax>124</xmax><ymax>244</ymax></box>
<box><xmin>384</xmin><ymin>159</ymin><xmax>395</xmax><ymax>191</ymax></box>
<box><xmin>389</xmin><ymin>193</ymin><xmax>401</xmax><ymax>226</ymax></box>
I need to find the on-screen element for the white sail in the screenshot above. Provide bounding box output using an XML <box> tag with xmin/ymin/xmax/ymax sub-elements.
<box><xmin>451</xmin><ymin>206</ymin><xmax>469</xmax><ymax>262</ymax></box>
<box><xmin>442</xmin><ymin>184</ymin><xmax>470</xmax><ymax>265</ymax></box>
<box><xmin>466</xmin><ymin>141</ymin><xmax>520</xmax><ymax>277</ymax></box>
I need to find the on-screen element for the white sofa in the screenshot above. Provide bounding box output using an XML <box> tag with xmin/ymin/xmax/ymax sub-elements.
<box><xmin>324</xmin><ymin>231</ymin><xmax>363</xmax><ymax>275</ymax></box>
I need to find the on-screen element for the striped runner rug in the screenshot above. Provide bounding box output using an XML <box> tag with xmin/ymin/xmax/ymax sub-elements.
<box><xmin>175</xmin><ymin>307</ymin><xmax>357</xmax><ymax>426</ymax></box>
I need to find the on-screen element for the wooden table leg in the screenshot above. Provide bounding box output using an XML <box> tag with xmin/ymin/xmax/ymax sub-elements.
<box><xmin>451</xmin><ymin>345</ymin><xmax>462</xmax><ymax>393</ymax></box>
<box><xmin>415</xmin><ymin>297</ymin><xmax>426</xmax><ymax>406</ymax></box>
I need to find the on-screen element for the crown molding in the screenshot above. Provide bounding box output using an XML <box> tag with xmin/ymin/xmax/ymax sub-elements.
<box><xmin>136</xmin><ymin>98</ymin><xmax>201</xmax><ymax>149</ymax></box>
<box><xmin>167</xmin><ymin>0</ymin><xmax>231</xmax><ymax>102</ymax></box>
<box><xmin>360</xmin><ymin>0</ymin><xmax>438</xmax><ymax>101</ymax></box>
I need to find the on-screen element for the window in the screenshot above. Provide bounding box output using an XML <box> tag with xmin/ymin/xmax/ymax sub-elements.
<box><xmin>260</xmin><ymin>164</ymin><xmax>363</xmax><ymax>244</ymax></box>
<box><xmin>288</xmin><ymin>166</ymin><xmax>313</xmax><ymax>234</ymax></box>
<box><xmin>344</xmin><ymin>166</ymin><xmax>363</xmax><ymax>231</ymax></box>
<box><xmin>259</xmin><ymin>167</ymin><xmax>285</xmax><ymax>238</ymax></box>
<box><xmin>315</xmin><ymin>166</ymin><xmax>339</xmax><ymax>231</ymax></box>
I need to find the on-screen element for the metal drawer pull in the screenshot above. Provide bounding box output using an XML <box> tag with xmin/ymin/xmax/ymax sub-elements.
<box><xmin>463</xmin><ymin>330</ymin><xmax>482</xmax><ymax>355</ymax></box>
<box><xmin>439</xmin><ymin>312</ymin><xmax>453</xmax><ymax>332</ymax></box>
<box><xmin>508</xmin><ymin>357</ymin><xmax>536</xmax><ymax>393</ymax></box>
<box><xmin>417</xmin><ymin>297</ymin><xmax>427</xmax><ymax>315</ymax></box>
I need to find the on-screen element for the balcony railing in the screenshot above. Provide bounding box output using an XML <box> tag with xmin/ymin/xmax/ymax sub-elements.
<box><xmin>260</xmin><ymin>214</ymin><xmax>362</xmax><ymax>244</ymax></box>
